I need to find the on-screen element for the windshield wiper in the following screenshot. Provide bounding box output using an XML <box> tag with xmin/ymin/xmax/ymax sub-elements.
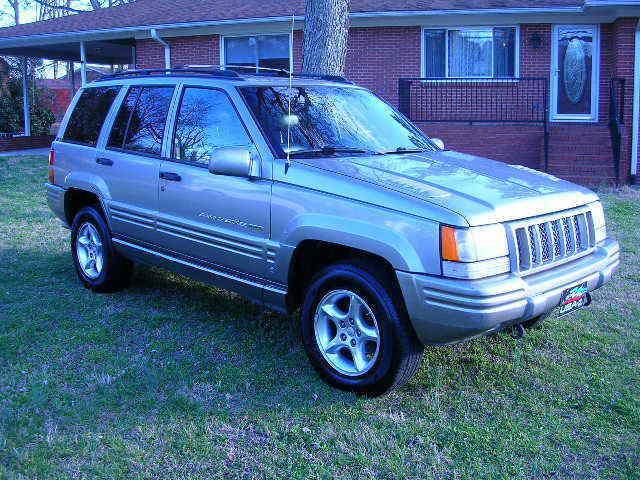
<box><xmin>288</xmin><ymin>146</ymin><xmax>378</xmax><ymax>158</ymax></box>
<box><xmin>380</xmin><ymin>147</ymin><xmax>427</xmax><ymax>155</ymax></box>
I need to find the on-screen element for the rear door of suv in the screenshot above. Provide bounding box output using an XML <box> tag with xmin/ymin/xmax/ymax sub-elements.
<box><xmin>99</xmin><ymin>83</ymin><xmax>175</xmax><ymax>245</ymax></box>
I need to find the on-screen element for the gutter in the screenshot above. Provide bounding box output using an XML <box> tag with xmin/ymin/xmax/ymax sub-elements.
<box><xmin>0</xmin><ymin>6</ymin><xmax>612</xmax><ymax>49</ymax></box>
<box><xmin>150</xmin><ymin>28</ymin><xmax>171</xmax><ymax>69</ymax></box>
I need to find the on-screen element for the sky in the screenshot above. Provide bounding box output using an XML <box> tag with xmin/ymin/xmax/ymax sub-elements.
<box><xmin>0</xmin><ymin>1</ymin><xmax>94</xmax><ymax>28</ymax></box>
<box><xmin>0</xmin><ymin>1</ymin><xmax>100</xmax><ymax>78</ymax></box>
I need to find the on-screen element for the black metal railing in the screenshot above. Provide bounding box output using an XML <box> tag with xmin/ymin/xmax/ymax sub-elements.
<box><xmin>398</xmin><ymin>76</ymin><xmax>550</xmax><ymax>169</ymax></box>
<box><xmin>609</xmin><ymin>77</ymin><xmax>625</xmax><ymax>181</ymax></box>
<box><xmin>398</xmin><ymin>77</ymin><xmax>549</xmax><ymax>124</ymax></box>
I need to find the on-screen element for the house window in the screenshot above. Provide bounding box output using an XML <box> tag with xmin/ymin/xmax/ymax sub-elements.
<box><xmin>223</xmin><ymin>34</ymin><xmax>290</xmax><ymax>72</ymax></box>
<box><xmin>423</xmin><ymin>27</ymin><xmax>518</xmax><ymax>78</ymax></box>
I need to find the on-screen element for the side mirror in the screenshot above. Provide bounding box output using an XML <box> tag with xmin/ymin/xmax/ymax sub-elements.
<box><xmin>208</xmin><ymin>147</ymin><xmax>260</xmax><ymax>179</ymax></box>
<box><xmin>431</xmin><ymin>138</ymin><xmax>445</xmax><ymax>150</ymax></box>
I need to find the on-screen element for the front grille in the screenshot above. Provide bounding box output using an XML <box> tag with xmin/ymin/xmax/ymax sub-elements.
<box><xmin>515</xmin><ymin>211</ymin><xmax>594</xmax><ymax>272</ymax></box>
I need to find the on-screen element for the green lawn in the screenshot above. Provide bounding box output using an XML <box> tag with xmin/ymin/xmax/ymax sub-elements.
<box><xmin>1</xmin><ymin>155</ymin><xmax>638</xmax><ymax>479</ymax></box>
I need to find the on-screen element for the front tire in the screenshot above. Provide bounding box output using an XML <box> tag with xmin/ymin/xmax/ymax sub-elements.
<box><xmin>301</xmin><ymin>261</ymin><xmax>423</xmax><ymax>396</ymax></box>
<box><xmin>71</xmin><ymin>206</ymin><xmax>132</xmax><ymax>293</ymax></box>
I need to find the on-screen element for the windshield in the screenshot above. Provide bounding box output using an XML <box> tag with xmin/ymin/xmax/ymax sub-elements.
<box><xmin>239</xmin><ymin>85</ymin><xmax>437</xmax><ymax>158</ymax></box>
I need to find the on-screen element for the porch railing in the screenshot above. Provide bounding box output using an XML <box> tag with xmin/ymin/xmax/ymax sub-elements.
<box><xmin>398</xmin><ymin>77</ymin><xmax>550</xmax><ymax>169</ymax></box>
<box><xmin>609</xmin><ymin>77</ymin><xmax>625</xmax><ymax>181</ymax></box>
<box><xmin>398</xmin><ymin>77</ymin><xmax>549</xmax><ymax>124</ymax></box>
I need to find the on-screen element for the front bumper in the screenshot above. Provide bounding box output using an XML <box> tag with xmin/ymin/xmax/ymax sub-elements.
<box><xmin>397</xmin><ymin>238</ymin><xmax>620</xmax><ymax>345</ymax></box>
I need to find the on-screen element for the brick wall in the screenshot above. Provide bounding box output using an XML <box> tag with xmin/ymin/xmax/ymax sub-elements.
<box><xmin>610</xmin><ymin>18</ymin><xmax>637</xmax><ymax>184</ymax></box>
<box><xmin>133</xmin><ymin>21</ymin><xmax>638</xmax><ymax>185</ymax></box>
<box><xmin>136</xmin><ymin>35</ymin><xmax>220</xmax><ymax>69</ymax></box>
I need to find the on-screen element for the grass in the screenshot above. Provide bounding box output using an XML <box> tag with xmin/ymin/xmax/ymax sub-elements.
<box><xmin>0</xmin><ymin>155</ymin><xmax>638</xmax><ymax>479</ymax></box>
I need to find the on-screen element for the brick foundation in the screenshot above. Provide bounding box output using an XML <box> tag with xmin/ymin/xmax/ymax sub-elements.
<box><xmin>0</xmin><ymin>135</ymin><xmax>54</xmax><ymax>152</ymax></box>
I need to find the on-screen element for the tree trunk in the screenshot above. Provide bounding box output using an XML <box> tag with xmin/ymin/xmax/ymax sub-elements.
<box><xmin>10</xmin><ymin>0</ymin><xmax>20</xmax><ymax>25</ymax></box>
<box><xmin>302</xmin><ymin>0</ymin><xmax>349</xmax><ymax>76</ymax></box>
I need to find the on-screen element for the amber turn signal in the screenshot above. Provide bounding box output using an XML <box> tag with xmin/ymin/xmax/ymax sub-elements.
<box><xmin>48</xmin><ymin>149</ymin><xmax>55</xmax><ymax>184</ymax></box>
<box><xmin>441</xmin><ymin>226</ymin><xmax>460</xmax><ymax>262</ymax></box>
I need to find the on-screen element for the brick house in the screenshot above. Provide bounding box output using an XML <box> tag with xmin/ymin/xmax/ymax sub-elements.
<box><xmin>0</xmin><ymin>0</ymin><xmax>638</xmax><ymax>184</ymax></box>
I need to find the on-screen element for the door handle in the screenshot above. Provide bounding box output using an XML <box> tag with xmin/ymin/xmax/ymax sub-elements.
<box><xmin>160</xmin><ymin>171</ymin><xmax>181</xmax><ymax>182</ymax></box>
<box><xmin>96</xmin><ymin>157</ymin><xmax>113</xmax><ymax>166</ymax></box>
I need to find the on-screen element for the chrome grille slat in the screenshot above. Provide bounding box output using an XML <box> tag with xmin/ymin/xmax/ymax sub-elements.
<box><xmin>514</xmin><ymin>210</ymin><xmax>595</xmax><ymax>273</ymax></box>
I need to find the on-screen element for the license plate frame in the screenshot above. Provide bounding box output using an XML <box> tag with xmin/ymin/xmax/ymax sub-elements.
<box><xmin>556</xmin><ymin>282</ymin><xmax>592</xmax><ymax>317</ymax></box>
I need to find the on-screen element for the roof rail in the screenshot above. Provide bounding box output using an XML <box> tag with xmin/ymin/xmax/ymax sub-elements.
<box><xmin>219</xmin><ymin>65</ymin><xmax>352</xmax><ymax>83</ymax></box>
<box><xmin>295</xmin><ymin>73</ymin><xmax>352</xmax><ymax>84</ymax></box>
<box><xmin>219</xmin><ymin>64</ymin><xmax>290</xmax><ymax>76</ymax></box>
<box><xmin>97</xmin><ymin>66</ymin><xmax>352</xmax><ymax>84</ymax></box>
<box><xmin>98</xmin><ymin>67</ymin><xmax>241</xmax><ymax>81</ymax></box>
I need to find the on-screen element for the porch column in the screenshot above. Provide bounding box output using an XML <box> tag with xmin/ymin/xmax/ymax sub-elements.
<box><xmin>21</xmin><ymin>57</ymin><xmax>31</xmax><ymax>137</ymax></box>
<box><xmin>80</xmin><ymin>41</ymin><xmax>87</xmax><ymax>86</ymax></box>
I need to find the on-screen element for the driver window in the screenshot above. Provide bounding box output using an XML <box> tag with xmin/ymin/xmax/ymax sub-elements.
<box><xmin>173</xmin><ymin>88</ymin><xmax>252</xmax><ymax>165</ymax></box>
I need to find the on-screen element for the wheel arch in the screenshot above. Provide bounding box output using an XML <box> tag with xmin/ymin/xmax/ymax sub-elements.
<box><xmin>285</xmin><ymin>239</ymin><xmax>407</xmax><ymax>315</ymax></box>
<box><xmin>64</xmin><ymin>188</ymin><xmax>109</xmax><ymax>227</ymax></box>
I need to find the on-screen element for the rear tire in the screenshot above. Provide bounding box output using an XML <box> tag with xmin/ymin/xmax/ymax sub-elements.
<box><xmin>71</xmin><ymin>206</ymin><xmax>133</xmax><ymax>293</ymax></box>
<box><xmin>301</xmin><ymin>260</ymin><xmax>423</xmax><ymax>396</ymax></box>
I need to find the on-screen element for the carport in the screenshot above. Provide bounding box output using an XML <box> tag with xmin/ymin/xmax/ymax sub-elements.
<box><xmin>0</xmin><ymin>35</ymin><xmax>134</xmax><ymax>136</ymax></box>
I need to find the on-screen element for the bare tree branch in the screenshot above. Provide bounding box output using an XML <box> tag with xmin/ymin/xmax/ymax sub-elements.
<box><xmin>30</xmin><ymin>0</ymin><xmax>90</xmax><ymax>14</ymax></box>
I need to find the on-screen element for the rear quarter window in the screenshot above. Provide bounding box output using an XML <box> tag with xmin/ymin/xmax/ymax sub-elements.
<box><xmin>63</xmin><ymin>86</ymin><xmax>120</xmax><ymax>146</ymax></box>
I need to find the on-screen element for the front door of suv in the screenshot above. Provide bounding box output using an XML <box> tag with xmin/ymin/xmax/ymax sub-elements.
<box><xmin>156</xmin><ymin>86</ymin><xmax>271</xmax><ymax>297</ymax></box>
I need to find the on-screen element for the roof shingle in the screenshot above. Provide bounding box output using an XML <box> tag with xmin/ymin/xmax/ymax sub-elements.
<box><xmin>0</xmin><ymin>0</ymin><xmax>586</xmax><ymax>39</ymax></box>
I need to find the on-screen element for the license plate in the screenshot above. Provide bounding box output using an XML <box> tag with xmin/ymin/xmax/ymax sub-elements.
<box><xmin>556</xmin><ymin>282</ymin><xmax>592</xmax><ymax>317</ymax></box>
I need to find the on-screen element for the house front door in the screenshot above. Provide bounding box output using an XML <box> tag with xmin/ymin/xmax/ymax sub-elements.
<box><xmin>551</xmin><ymin>25</ymin><xmax>600</xmax><ymax>122</ymax></box>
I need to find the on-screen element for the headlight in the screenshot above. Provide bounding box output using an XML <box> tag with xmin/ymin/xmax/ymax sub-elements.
<box><xmin>590</xmin><ymin>201</ymin><xmax>607</xmax><ymax>243</ymax></box>
<box><xmin>440</xmin><ymin>224</ymin><xmax>510</xmax><ymax>279</ymax></box>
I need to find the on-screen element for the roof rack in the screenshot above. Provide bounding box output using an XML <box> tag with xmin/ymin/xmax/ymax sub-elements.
<box><xmin>97</xmin><ymin>65</ymin><xmax>352</xmax><ymax>84</ymax></box>
<box><xmin>295</xmin><ymin>73</ymin><xmax>352</xmax><ymax>84</ymax></box>
<box><xmin>201</xmin><ymin>65</ymin><xmax>352</xmax><ymax>83</ymax></box>
<box><xmin>218</xmin><ymin>65</ymin><xmax>290</xmax><ymax>76</ymax></box>
<box><xmin>98</xmin><ymin>67</ymin><xmax>241</xmax><ymax>81</ymax></box>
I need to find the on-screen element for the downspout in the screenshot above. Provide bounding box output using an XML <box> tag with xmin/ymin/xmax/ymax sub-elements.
<box><xmin>79</xmin><ymin>41</ymin><xmax>87</xmax><ymax>86</ymax></box>
<box><xmin>150</xmin><ymin>28</ymin><xmax>171</xmax><ymax>70</ymax></box>
<box><xmin>632</xmin><ymin>20</ymin><xmax>640</xmax><ymax>183</ymax></box>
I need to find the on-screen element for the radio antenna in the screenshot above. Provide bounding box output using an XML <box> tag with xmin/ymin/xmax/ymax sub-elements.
<box><xmin>285</xmin><ymin>13</ymin><xmax>295</xmax><ymax>174</ymax></box>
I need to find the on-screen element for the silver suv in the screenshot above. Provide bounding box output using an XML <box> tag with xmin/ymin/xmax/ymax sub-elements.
<box><xmin>46</xmin><ymin>69</ymin><xmax>620</xmax><ymax>395</ymax></box>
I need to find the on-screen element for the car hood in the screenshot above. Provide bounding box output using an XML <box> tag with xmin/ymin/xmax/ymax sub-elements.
<box><xmin>305</xmin><ymin>150</ymin><xmax>598</xmax><ymax>226</ymax></box>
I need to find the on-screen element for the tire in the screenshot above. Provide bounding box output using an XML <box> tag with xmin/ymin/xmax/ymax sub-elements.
<box><xmin>301</xmin><ymin>260</ymin><xmax>423</xmax><ymax>396</ymax></box>
<box><xmin>70</xmin><ymin>205</ymin><xmax>133</xmax><ymax>293</ymax></box>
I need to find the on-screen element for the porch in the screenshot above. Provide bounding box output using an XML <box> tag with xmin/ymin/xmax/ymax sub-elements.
<box><xmin>398</xmin><ymin>76</ymin><xmax>627</xmax><ymax>185</ymax></box>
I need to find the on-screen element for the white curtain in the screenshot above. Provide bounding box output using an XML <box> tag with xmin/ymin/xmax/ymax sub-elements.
<box><xmin>448</xmin><ymin>30</ymin><xmax>493</xmax><ymax>77</ymax></box>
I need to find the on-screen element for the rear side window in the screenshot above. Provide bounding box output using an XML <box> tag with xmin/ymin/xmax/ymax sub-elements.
<box><xmin>108</xmin><ymin>86</ymin><xmax>174</xmax><ymax>156</ymax></box>
<box><xmin>173</xmin><ymin>88</ymin><xmax>252</xmax><ymax>165</ymax></box>
<box><xmin>63</xmin><ymin>86</ymin><xmax>120</xmax><ymax>146</ymax></box>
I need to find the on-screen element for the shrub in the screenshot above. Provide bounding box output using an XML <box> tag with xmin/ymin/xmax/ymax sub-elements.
<box><xmin>0</xmin><ymin>77</ymin><xmax>55</xmax><ymax>136</ymax></box>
